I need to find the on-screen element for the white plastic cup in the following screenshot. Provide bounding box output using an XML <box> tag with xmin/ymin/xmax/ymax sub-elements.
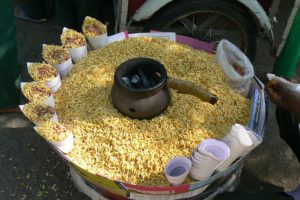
<box><xmin>34</xmin><ymin>127</ymin><xmax>74</xmax><ymax>154</ymax></box>
<box><xmin>165</xmin><ymin>156</ymin><xmax>191</xmax><ymax>186</ymax></box>
<box><xmin>217</xmin><ymin>124</ymin><xmax>253</xmax><ymax>171</ymax></box>
<box><xmin>190</xmin><ymin>139</ymin><xmax>230</xmax><ymax>180</ymax></box>
<box><xmin>87</xmin><ymin>33</ymin><xmax>108</xmax><ymax>50</ymax></box>
<box><xmin>241</xmin><ymin>127</ymin><xmax>262</xmax><ymax>157</ymax></box>
<box><xmin>198</xmin><ymin>139</ymin><xmax>231</xmax><ymax>162</ymax></box>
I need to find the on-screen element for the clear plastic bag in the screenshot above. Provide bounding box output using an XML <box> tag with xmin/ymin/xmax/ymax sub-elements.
<box><xmin>216</xmin><ymin>40</ymin><xmax>254</xmax><ymax>96</ymax></box>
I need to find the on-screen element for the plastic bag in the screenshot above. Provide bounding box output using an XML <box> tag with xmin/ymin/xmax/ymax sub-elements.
<box><xmin>216</xmin><ymin>40</ymin><xmax>254</xmax><ymax>96</ymax></box>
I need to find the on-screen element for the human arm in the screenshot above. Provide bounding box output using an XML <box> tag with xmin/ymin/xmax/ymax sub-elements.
<box><xmin>266</xmin><ymin>77</ymin><xmax>300</xmax><ymax>119</ymax></box>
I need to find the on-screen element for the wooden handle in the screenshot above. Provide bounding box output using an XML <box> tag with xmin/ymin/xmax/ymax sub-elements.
<box><xmin>166</xmin><ymin>77</ymin><xmax>218</xmax><ymax>105</ymax></box>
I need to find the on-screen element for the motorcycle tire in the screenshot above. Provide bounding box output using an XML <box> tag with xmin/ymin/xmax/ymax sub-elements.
<box><xmin>144</xmin><ymin>0</ymin><xmax>258</xmax><ymax>60</ymax></box>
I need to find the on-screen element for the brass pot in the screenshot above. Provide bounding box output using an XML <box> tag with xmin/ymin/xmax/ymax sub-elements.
<box><xmin>111</xmin><ymin>58</ymin><xmax>217</xmax><ymax>119</ymax></box>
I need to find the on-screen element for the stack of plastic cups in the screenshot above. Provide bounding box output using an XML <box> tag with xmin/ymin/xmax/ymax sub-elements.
<box><xmin>217</xmin><ymin>124</ymin><xmax>254</xmax><ymax>171</ymax></box>
<box><xmin>190</xmin><ymin>139</ymin><xmax>230</xmax><ymax>181</ymax></box>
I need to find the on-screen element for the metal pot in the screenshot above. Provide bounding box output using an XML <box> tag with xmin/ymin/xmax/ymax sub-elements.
<box><xmin>111</xmin><ymin>58</ymin><xmax>218</xmax><ymax>119</ymax></box>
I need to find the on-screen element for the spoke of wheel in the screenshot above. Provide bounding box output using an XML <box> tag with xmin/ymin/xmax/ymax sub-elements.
<box><xmin>195</xmin><ymin>14</ymin><xmax>221</xmax><ymax>35</ymax></box>
<box><xmin>179</xmin><ymin>17</ymin><xmax>195</xmax><ymax>35</ymax></box>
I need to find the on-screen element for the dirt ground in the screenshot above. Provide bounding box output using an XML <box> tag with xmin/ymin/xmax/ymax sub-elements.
<box><xmin>0</xmin><ymin>1</ymin><xmax>299</xmax><ymax>199</ymax></box>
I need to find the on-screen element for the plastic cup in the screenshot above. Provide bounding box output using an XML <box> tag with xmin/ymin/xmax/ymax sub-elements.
<box><xmin>240</xmin><ymin>127</ymin><xmax>262</xmax><ymax>157</ymax></box>
<box><xmin>217</xmin><ymin>124</ymin><xmax>253</xmax><ymax>171</ymax></box>
<box><xmin>87</xmin><ymin>33</ymin><xmax>108</xmax><ymax>50</ymax></box>
<box><xmin>190</xmin><ymin>139</ymin><xmax>230</xmax><ymax>180</ymax></box>
<box><xmin>34</xmin><ymin>127</ymin><xmax>74</xmax><ymax>154</ymax></box>
<box><xmin>165</xmin><ymin>156</ymin><xmax>191</xmax><ymax>186</ymax></box>
<box><xmin>198</xmin><ymin>139</ymin><xmax>231</xmax><ymax>162</ymax></box>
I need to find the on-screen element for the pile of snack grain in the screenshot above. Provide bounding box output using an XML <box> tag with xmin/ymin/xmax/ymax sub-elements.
<box><xmin>53</xmin><ymin>37</ymin><xmax>250</xmax><ymax>186</ymax></box>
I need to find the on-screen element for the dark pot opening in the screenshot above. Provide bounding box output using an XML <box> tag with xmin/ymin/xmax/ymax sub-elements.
<box><xmin>114</xmin><ymin>57</ymin><xmax>167</xmax><ymax>94</ymax></box>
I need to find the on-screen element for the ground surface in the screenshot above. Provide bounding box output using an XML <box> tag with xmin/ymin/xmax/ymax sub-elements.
<box><xmin>0</xmin><ymin>1</ymin><xmax>300</xmax><ymax>199</ymax></box>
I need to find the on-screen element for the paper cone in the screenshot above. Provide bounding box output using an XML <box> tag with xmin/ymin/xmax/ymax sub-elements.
<box><xmin>20</xmin><ymin>82</ymin><xmax>26</xmax><ymax>89</ymax></box>
<box><xmin>44</xmin><ymin>95</ymin><xmax>55</xmax><ymax>108</ymax></box>
<box><xmin>34</xmin><ymin>126</ymin><xmax>74</xmax><ymax>154</ymax></box>
<box><xmin>19</xmin><ymin>105</ymin><xmax>24</xmax><ymax>112</ymax></box>
<box><xmin>69</xmin><ymin>44</ymin><xmax>88</xmax><ymax>63</ymax></box>
<box><xmin>165</xmin><ymin>156</ymin><xmax>191</xmax><ymax>186</ymax></box>
<box><xmin>50</xmin><ymin>132</ymin><xmax>74</xmax><ymax>154</ymax></box>
<box><xmin>26</xmin><ymin>62</ymin><xmax>33</xmax><ymax>75</ymax></box>
<box><xmin>45</xmin><ymin>75</ymin><xmax>61</xmax><ymax>93</ymax></box>
<box><xmin>87</xmin><ymin>33</ymin><xmax>108</xmax><ymax>50</ymax></box>
<box><xmin>51</xmin><ymin>112</ymin><xmax>59</xmax><ymax>122</ymax></box>
<box><xmin>53</xmin><ymin>57</ymin><xmax>73</xmax><ymax>78</ymax></box>
<box><xmin>19</xmin><ymin>105</ymin><xmax>58</xmax><ymax>125</ymax></box>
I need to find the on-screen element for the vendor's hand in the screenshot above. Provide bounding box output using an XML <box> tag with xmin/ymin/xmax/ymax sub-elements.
<box><xmin>266</xmin><ymin>77</ymin><xmax>300</xmax><ymax>117</ymax></box>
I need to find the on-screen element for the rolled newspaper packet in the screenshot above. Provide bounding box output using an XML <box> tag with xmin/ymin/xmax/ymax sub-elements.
<box><xmin>217</xmin><ymin>124</ymin><xmax>253</xmax><ymax>171</ymax></box>
<box><xmin>42</xmin><ymin>44</ymin><xmax>73</xmax><ymax>78</ymax></box>
<box><xmin>19</xmin><ymin>102</ymin><xmax>58</xmax><ymax>125</ymax></box>
<box><xmin>82</xmin><ymin>16</ymin><xmax>108</xmax><ymax>49</ymax></box>
<box><xmin>21</xmin><ymin>82</ymin><xmax>55</xmax><ymax>108</ymax></box>
<box><xmin>61</xmin><ymin>28</ymin><xmax>87</xmax><ymax>63</ymax></box>
<box><xmin>34</xmin><ymin>122</ymin><xmax>74</xmax><ymax>154</ymax></box>
<box><xmin>27</xmin><ymin>62</ymin><xmax>61</xmax><ymax>93</ymax></box>
<box><xmin>165</xmin><ymin>156</ymin><xmax>191</xmax><ymax>186</ymax></box>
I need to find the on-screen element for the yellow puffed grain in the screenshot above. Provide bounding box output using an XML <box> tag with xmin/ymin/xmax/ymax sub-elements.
<box><xmin>53</xmin><ymin>37</ymin><xmax>250</xmax><ymax>186</ymax></box>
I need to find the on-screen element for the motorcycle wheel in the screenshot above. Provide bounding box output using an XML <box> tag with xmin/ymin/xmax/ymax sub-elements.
<box><xmin>144</xmin><ymin>0</ymin><xmax>258</xmax><ymax>60</ymax></box>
